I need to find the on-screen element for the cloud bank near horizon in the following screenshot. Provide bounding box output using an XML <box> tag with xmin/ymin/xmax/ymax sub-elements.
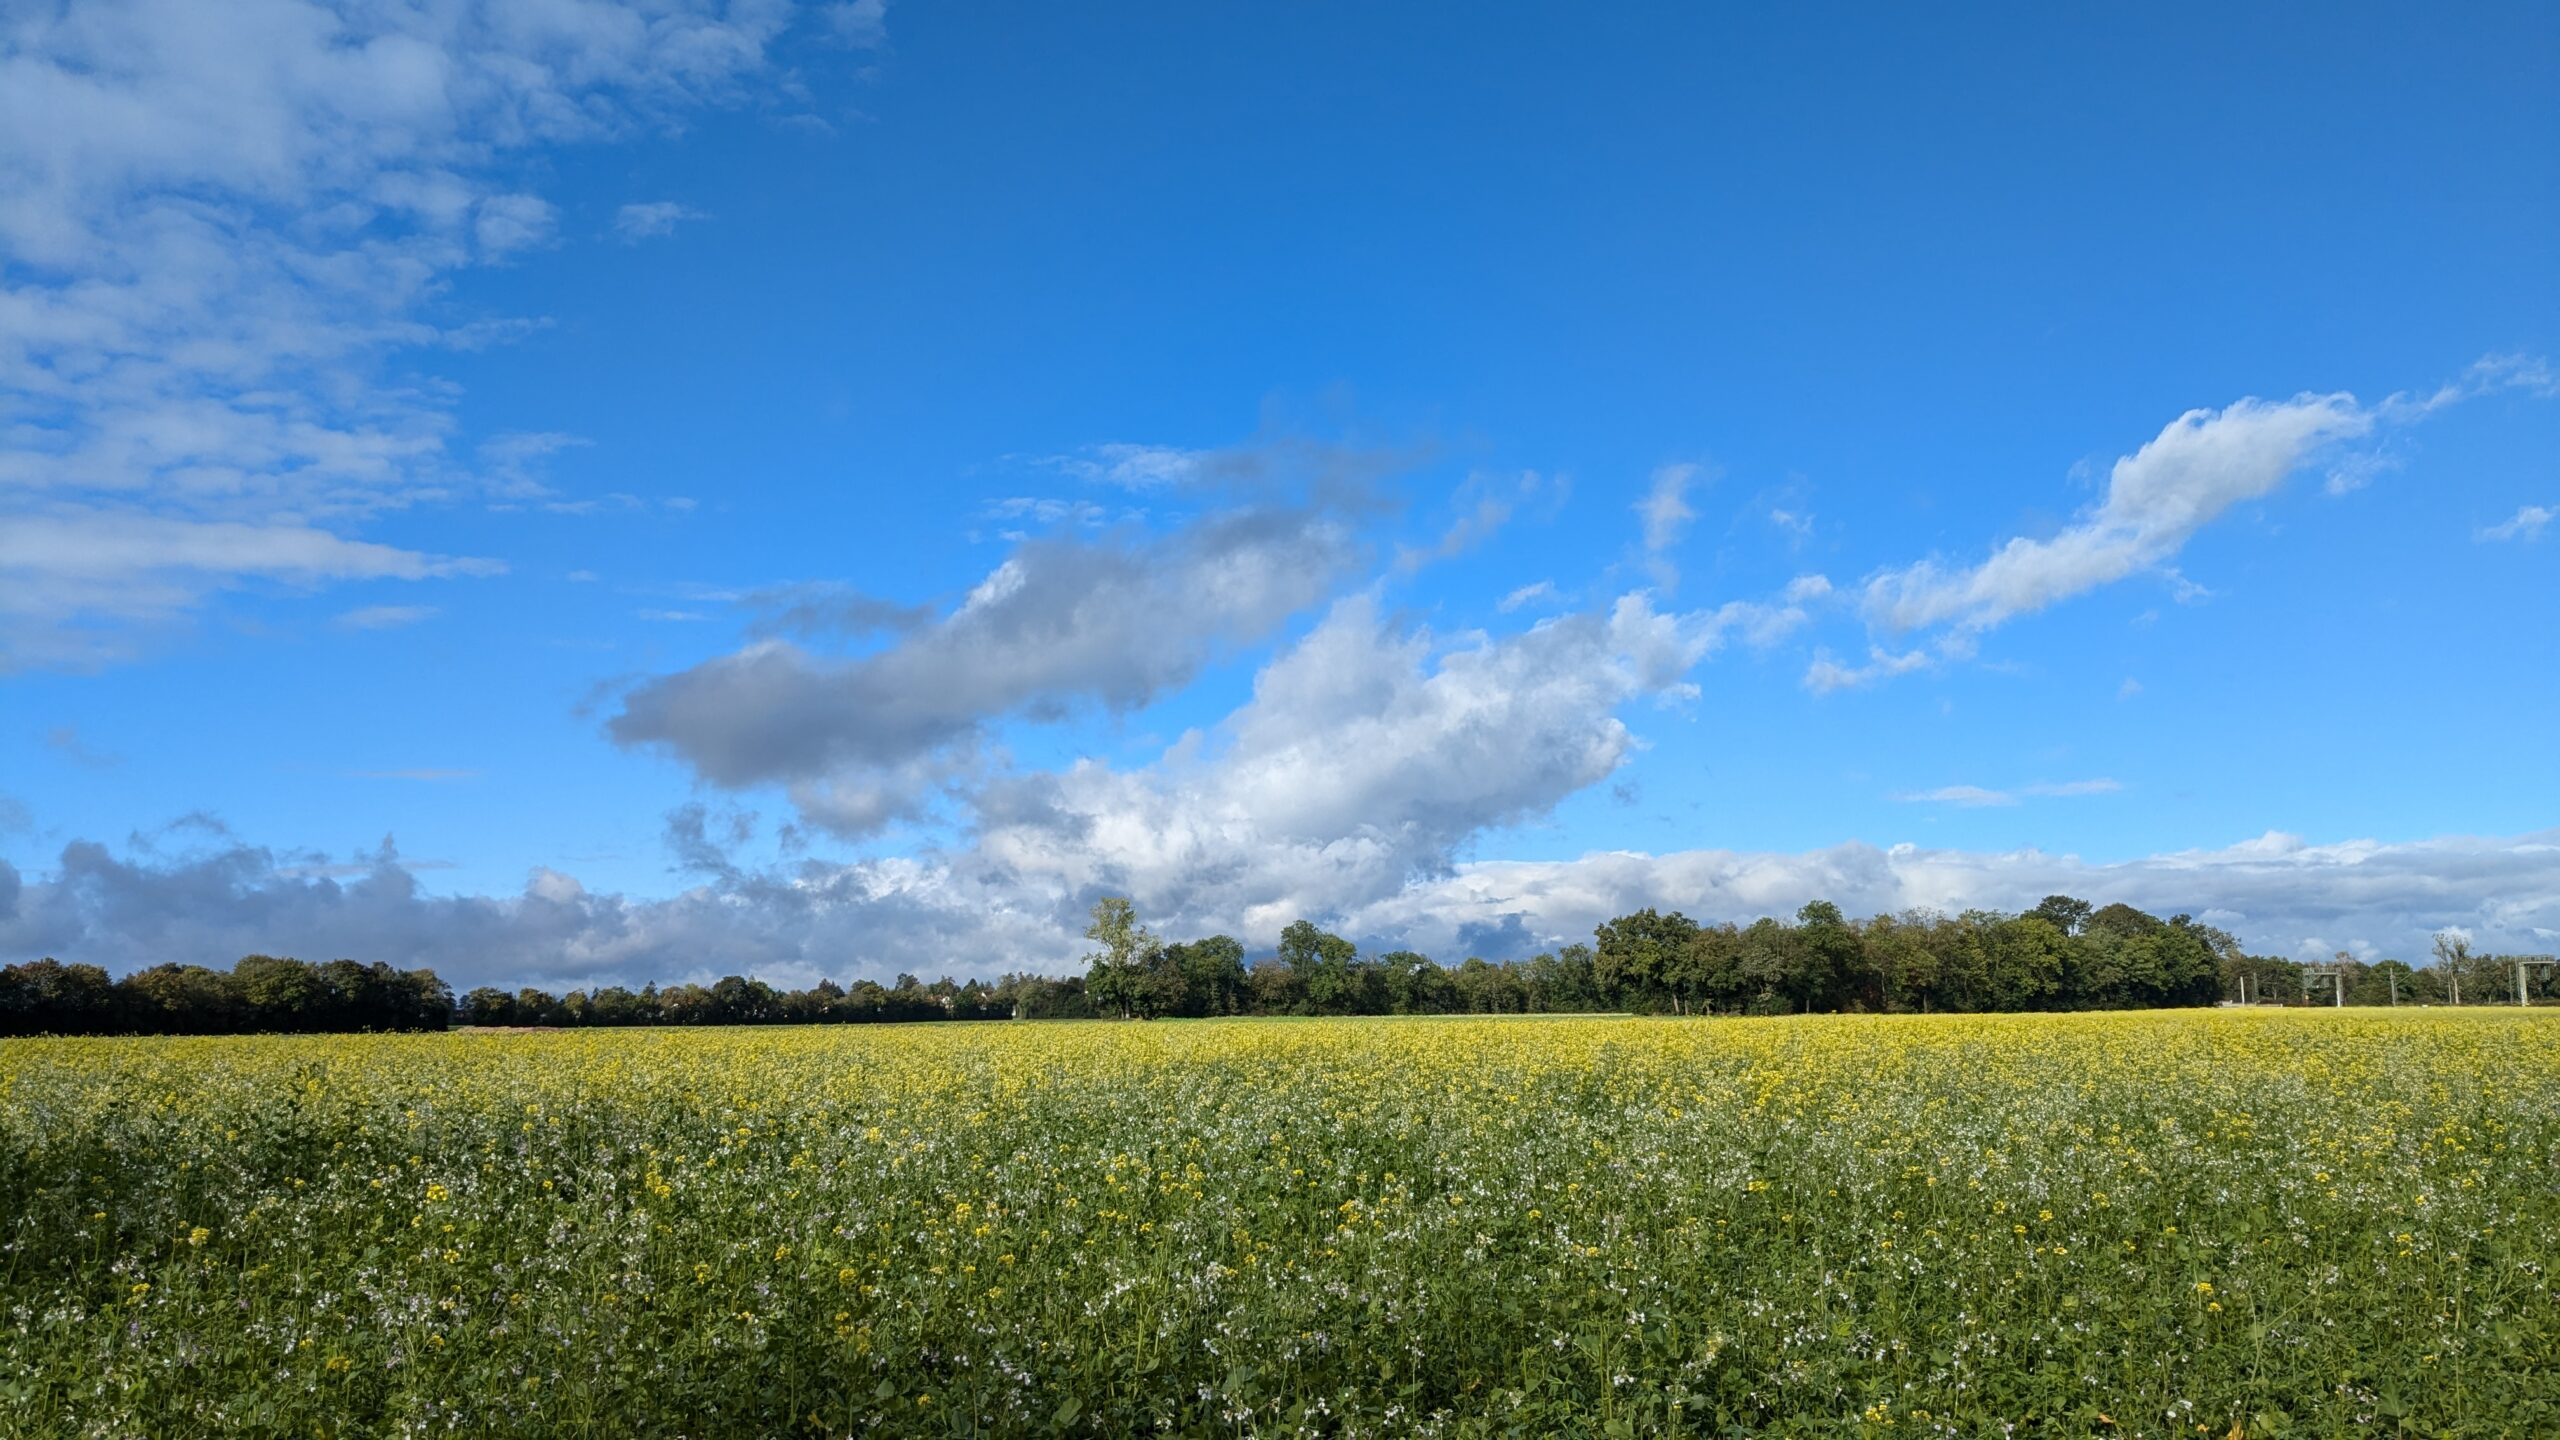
<box><xmin>5</xmin><ymin>822</ymin><xmax>2552</xmax><ymax>994</ymax></box>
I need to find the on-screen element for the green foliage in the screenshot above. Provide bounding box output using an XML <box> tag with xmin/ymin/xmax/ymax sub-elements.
<box><xmin>10</xmin><ymin>896</ymin><xmax>2548</xmax><ymax>1039</ymax></box>
<box><xmin>4</xmin><ymin>1012</ymin><xmax>2555</xmax><ymax>1436</ymax></box>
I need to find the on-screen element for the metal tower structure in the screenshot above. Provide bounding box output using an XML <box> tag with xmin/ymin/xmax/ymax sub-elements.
<box><xmin>2519</xmin><ymin>957</ymin><xmax>2556</xmax><ymax>1007</ymax></box>
<box><xmin>2302</xmin><ymin>965</ymin><xmax>2346</xmax><ymax>1007</ymax></box>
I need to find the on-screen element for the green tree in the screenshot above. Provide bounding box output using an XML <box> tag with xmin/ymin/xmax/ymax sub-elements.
<box><xmin>1278</xmin><ymin>919</ymin><xmax>1358</xmax><ymax>1014</ymax></box>
<box><xmin>1981</xmin><ymin>915</ymin><xmax>2067</xmax><ymax>1010</ymax></box>
<box><xmin>1166</xmin><ymin>936</ymin><xmax>1248</xmax><ymax>1016</ymax></box>
<box><xmin>1862</xmin><ymin>913</ymin><xmax>1941</xmax><ymax>1012</ymax></box>
<box><xmin>1594</xmin><ymin>908</ymin><xmax>1701</xmax><ymax>1013</ymax></box>
<box><xmin>1791</xmin><ymin>901</ymin><xmax>1863</xmax><ymax>1013</ymax></box>
<box><xmin>1084</xmin><ymin>896</ymin><xmax>1158</xmax><ymax>1019</ymax></box>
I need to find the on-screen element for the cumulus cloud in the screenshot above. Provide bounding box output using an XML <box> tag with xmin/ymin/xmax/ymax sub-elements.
<box><xmin>2475</xmin><ymin>504</ymin><xmax>2552</xmax><ymax>543</ymax></box>
<box><xmin>959</xmin><ymin>588</ymin><xmax>1723</xmax><ymax>939</ymax></box>
<box><xmin>0</xmin><ymin>0</ymin><xmax>801</xmax><ymax>665</ymax></box>
<box><xmin>9</xmin><ymin>824</ymin><xmax>2553</xmax><ymax>992</ymax></box>
<box><xmin>0</xmin><ymin>581</ymin><xmax>1740</xmax><ymax>986</ymax></box>
<box><xmin>608</xmin><ymin>507</ymin><xmax>1361</xmax><ymax>833</ymax></box>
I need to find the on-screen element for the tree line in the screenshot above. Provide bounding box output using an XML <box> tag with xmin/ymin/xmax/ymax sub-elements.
<box><xmin>0</xmin><ymin>955</ymin><xmax>453</xmax><ymax>1036</ymax></box>
<box><xmin>5</xmin><ymin>895</ymin><xmax>2552</xmax><ymax>1037</ymax></box>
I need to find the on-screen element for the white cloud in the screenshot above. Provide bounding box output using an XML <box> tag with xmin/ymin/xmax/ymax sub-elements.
<box><xmin>1636</xmin><ymin>462</ymin><xmax>1702</xmax><ymax>553</ymax></box>
<box><xmin>1056</xmin><ymin>443</ymin><xmax>1211</xmax><ymax>488</ymax></box>
<box><xmin>1697</xmin><ymin>574</ymin><xmax>1832</xmax><ymax>654</ymax></box>
<box><xmin>1891</xmin><ymin>777</ymin><xmax>2121</xmax><ymax>807</ymax></box>
<box><xmin>959</xmin><ymin>591</ymin><xmax>1707</xmax><ymax>938</ymax></box>
<box><xmin>982</xmin><ymin>495</ymin><xmax>1109</xmax><ymax>528</ymax></box>
<box><xmin>1497</xmin><ymin>580</ymin><xmax>1558</xmax><ymax>613</ymax></box>
<box><xmin>333</xmin><ymin>603</ymin><xmax>439</xmax><ymax>629</ymax></box>
<box><xmin>2117</xmin><ymin>677</ymin><xmax>2142</xmax><ymax>701</ymax></box>
<box><xmin>1864</xmin><ymin>392</ymin><xmax>2376</xmax><ymax>636</ymax></box>
<box><xmin>1803</xmin><ymin>644</ymin><xmax>1932</xmax><ymax>694</ymax></box>
<box><xmin>472</xmin><ymin>192</ymin><xmax>556</xmax><ymax>258</ymax></box>
<box><xmin>1854</xmin><ymin>364</ymin><xmax>2556</xmax><ymax>661</ymax></box>
<box><xmin>824</xmin><ymin>0</ymin><xmax>890</xmax><ymax>47</ymax></box>
<box><xmin>0</xmin><ymin>0</ymin><xmax>799</xmax><ymax>665</ymax></box>
<box><xmin>2476</xmin><ymin>504</ymin><xmax>2552</xmax><ymax>543</ymax></box>
<box><xmin>1894</xmin><ymin>785</ymin><xmax>2015</xmax><ymax>807</ymax></box>
<box><xmin>612</xmin><ymin>200</ymin><xmax>704</xmax><ymax>243</ymax></box>
<box><xmin>1395</xmin><ymin>471</ymin><xmax>1554</xmax><ymax>572</ymax></box>
<box><xmin>2024</xmin><ymin>778</ymin><xmax>2123</xmax><ymax>798</ymax></box>
<box><xmin>0</xmin><ymin>512</ymin><xmax>498</xmax><ymax>669</ymax></box>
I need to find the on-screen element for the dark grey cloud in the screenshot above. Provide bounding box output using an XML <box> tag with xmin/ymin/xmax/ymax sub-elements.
<box><xmin>609</xmin><ymin>507</ymin><xmax>1357</xmax><ymax>832</ymax></box>
<box><xmin>0</xmin><ymin>833</ymin><xmax>1085</xmax><ymax>994</ymax></box>
<box><xmin>740</xmin><ymin>582</ymin><xmax>932</xmax><ymax>641</ymax></box>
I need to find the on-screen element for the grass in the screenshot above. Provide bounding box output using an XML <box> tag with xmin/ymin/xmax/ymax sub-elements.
<box><xmin>3</xmin><ymin>1009</ymin><xmax>2555</xmax><ymax>1436</ymax></box>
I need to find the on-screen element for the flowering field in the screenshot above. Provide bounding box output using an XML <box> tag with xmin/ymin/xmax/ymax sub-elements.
<box><xmin>3</xmin><ymin>1011</ymin><xmax>2555</xmax><ymax>1437</ymax></box>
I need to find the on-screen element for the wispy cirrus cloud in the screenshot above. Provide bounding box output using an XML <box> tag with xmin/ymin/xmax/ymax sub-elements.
<box><xmin>44</xmin><ymin>725</ymin><xmax>122</xmax><ymax>769</ymax></box>
<box><xmin>0</xmin><ymin>513</ymin><xmax>498</xmax><ymax>670</ymax></box>
<box><xmin>333</xmin><ymin>603</ymin><xmax>440</xmax><ymax>630</ymax></box>
<box><xmin>0</xmin><ymin>0</ymin><xmax>813</xmax><ymax>668</ymax></box>
<box><xmin>2475</xmin><ymin>504</ymin><xmax>2552</xmax><ymax>543</ymax></box>
<box><xmin>1849</xmin><ymin>360</ymin><xmax>2555</xmax><ymax>678</ymax></box>
<box><xmin>612</xmin><ymin>201</ymin><xmax>706</xmax><ymax>243</ymax></box>
<box><xmin>1864</xmin><ymin>391</ymin><xmax>2378</xmax><ymax>636</ymax></box>
<box><xmin>1893</xmin><ymin>778</ymin><xmax>2121</xmax><ymax>807</ymax></box>
<box><xmin>1803</xmin><ymin>644</ymin><xmax>1932</xmax><ymax>694</ymax></box>
<box><xmin>1636</xmin><ymin>463</ymin><xmax>1701</xmax><ymax>552</ymax></box>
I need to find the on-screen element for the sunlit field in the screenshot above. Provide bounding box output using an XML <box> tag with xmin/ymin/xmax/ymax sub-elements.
<box><xmin>4</xmin><ymin>1011</ymin><xmax>2556</xmax><ymax>1437</ymax></box>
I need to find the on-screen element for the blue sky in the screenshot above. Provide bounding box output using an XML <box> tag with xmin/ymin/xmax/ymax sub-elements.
<box><xmin>4</xmin><ymin>0</ymin><xmax>2555</xmax><ymax>987</ymax></box>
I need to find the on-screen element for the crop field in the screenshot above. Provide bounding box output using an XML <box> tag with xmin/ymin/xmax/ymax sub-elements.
<box><xmin>3</xmin><ymin>1011</ymin><xmax>2556</xmax><ymax>1438</ymax></box>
